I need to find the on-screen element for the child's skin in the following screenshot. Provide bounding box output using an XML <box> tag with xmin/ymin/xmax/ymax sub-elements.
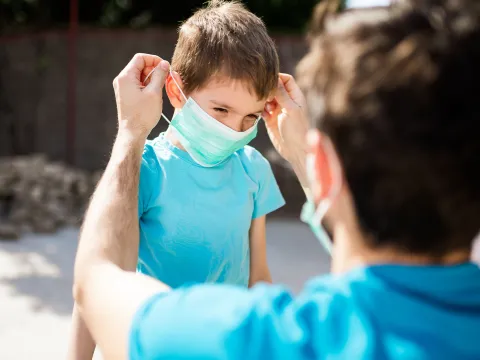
<box><xmin>165</xmin><ymin>71</ymin><xmax>274</xmax><ymax>286</ymax></box>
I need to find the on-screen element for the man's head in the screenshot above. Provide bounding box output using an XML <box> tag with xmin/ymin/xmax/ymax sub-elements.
<box><xmin>297</xmin><ymin>0</ymin><xmax>480</xmax><ymax>266</ymax></box>
<box><xmin>165</xmin><ymin>0</ymin><xmax>279</xmax><ymax>132</ymax></box>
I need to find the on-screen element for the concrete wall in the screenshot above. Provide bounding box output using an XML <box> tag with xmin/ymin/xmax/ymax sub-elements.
<box><xmin>0</xmin><ymin>28</ymin><xmax>309</xmax><ymax>215</ymax></box>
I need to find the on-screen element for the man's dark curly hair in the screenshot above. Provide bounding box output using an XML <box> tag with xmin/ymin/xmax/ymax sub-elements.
<box><xmin>297</xmin><ymin>0</ymin><xmax>480</xmax><ymax>256</ymax></box>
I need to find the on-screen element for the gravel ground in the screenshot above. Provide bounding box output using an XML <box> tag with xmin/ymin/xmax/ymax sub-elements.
<box><xmin>0</xmin><ymin>220</ymin><xmax>329</xmax><ymax>360</ymax></box>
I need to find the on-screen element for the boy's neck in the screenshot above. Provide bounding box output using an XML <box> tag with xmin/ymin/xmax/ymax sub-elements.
<box><xmin>165</xmin><ymin>127</ymin><xmax>185</xmax><ymax>151</ymax></box>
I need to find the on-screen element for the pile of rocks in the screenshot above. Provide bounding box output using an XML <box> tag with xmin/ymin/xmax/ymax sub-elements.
<box><xmin>0</xmin><ymin>155</ymin><xmax>102</xmax><ymax>240</ymax></box>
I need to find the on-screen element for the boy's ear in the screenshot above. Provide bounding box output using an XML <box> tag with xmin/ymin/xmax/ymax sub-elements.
<box><xmin>165</xmin><ymin>71</ymin><xmax>186</xmax><ymax>109</ymax></box>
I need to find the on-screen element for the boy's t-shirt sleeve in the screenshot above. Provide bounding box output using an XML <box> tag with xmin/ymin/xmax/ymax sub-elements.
<box><xmin>248</xmin><ymin>149</ymin><xmax>285</xmax><ymax>219</ymax></box>
<box><xmin>129</xmin><ymin>284</ymin><xmax>320</xmax><ymax>360</ymax></box>
<box><xmin>138</xmin><ymin>142</ymin><xmax>160</xmax><ymax>218</ymax></box>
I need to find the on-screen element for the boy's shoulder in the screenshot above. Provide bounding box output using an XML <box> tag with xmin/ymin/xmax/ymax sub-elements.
<box><xmin>141</xmin><ymin>139</ymin><xmax>161</xmax><ymax>169</ymax></box>
<box><xmin>236</xmin><ymin>145</ymin><xmax>271</xmax><ymax>167</ymax></box>
<box><xmin>235</xmin><ymin>145</ymin><xmax>275</xmax><ymax>181</ymax></box>
<box><xmin>141</xmin><ymin>135</ymin><xmax>177</xmax><ymax>169</ymax></box>
<box><xmin>140</xmin><ymin>137</ymin><xmax>174</xmax><ymax>182</ymax></box>
<box><xmin>141</xmin><ymin>139</ymin><xmax>275</xmax><ymax>181</ymax></box>
<box><xmin>139</xmin><ymin>139</ymin><xmax>162</xmax><ymax>183</ymax></box>
<box><xmin>143</xmin><ymin>137</ymin><xmax>168</xmax><ymax>161</ymax></box>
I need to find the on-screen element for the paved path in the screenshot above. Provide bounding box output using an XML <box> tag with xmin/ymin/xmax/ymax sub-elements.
<box><xmin>0</xmin><ymin>220</ymin><xmax>329</xmax><ymax>360</ymax></box>
<box><xmin>1</xmin><ymin>221</ymin><xmax>478</xmax><ymax>360</ymax></box>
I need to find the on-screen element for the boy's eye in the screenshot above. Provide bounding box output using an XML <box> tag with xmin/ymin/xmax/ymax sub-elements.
<box><xmin>242</xmin><ymin>115</ymin><xmax>259</xmax><ymax>130</ymax></box>
<box><xmin>214</xmin><ymin>107</ymin><xmax>228</xmax><ymax>114</ymax></box>
<box><xmin>244</xmin><ymin>115</ymin><xmax>259</xmax><ymax>124</ymax></box>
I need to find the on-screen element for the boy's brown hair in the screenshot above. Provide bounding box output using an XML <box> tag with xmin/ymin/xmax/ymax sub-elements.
<box><xmin>171</xmin><ymin>0</ymin><xmax>279</xmax><ymax>100</ymax></box>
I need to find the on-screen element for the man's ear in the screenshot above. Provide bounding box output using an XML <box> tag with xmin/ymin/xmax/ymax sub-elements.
<box><xmin>307</xmin><ymin>129</ymin><xmax>340</xmax><ymax>204</ymax></box>
<box><xmin>165</xmin><ymin>71</ymin><xmax>186</xmax><ymax>109</ymax></box>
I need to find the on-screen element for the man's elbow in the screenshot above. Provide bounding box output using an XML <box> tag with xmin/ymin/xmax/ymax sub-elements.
<box><xmin>72</xmin><ymin>259</ymin><xmax>98</xmax><ymax>306</ymax></box>
<box><xmin>72</xmin><ymin>271</ymin><xmax>87</xmax><ymax>306</ymax></box>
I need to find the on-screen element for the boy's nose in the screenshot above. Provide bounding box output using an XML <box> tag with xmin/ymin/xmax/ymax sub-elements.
<box><xmin>222</xmin><ymin>117</ymin><xmax>243</xmax><ymax>132</ymax></box>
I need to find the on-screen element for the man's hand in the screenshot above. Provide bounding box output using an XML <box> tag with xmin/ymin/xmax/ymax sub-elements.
<box><xmin>263</xmin><ymin>73</ymin><xmax>310</xmax><ymax>187</ymax></box>
<box><xmin>113</xmin><ymin>53</ymin><xmax>170</xmax><ymax>138</ymax></box>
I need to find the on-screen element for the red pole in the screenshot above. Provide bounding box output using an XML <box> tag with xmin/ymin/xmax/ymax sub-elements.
<box><xmin>67</xmin><ymin>0</ymin><xmax>78</xmax><ymax>165</ymax></box>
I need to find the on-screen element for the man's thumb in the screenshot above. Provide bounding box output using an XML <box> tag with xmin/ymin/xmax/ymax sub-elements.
<box><xmin>147</xmin><ymin>60</ymin><xmax>170</xmax><ymax>94</ymax></box>
<box><xmin>275</xmin><ymin>78</ymin><xmax>295</xmax><ymax>110</ymax></box>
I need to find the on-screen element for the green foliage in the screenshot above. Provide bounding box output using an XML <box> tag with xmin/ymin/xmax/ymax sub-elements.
<box><xmin>0</xmin><ymin>0</ymin><xmax>40</xmax><ymax>28</ymax></box>
<box><xmin>0</xmin><ymin>0</ymin><xmax>323</xmax><ymax>33</ymax></box>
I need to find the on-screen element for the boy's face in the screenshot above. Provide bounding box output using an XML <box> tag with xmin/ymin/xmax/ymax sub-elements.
<box><xmin>168</xmin><ymin>74</ymin><xmax>269</xmax><ymax>132</ymax></box>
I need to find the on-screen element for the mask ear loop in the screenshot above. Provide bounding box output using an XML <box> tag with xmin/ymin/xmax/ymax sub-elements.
<box><xmin>311</xmin><ymin>138</ymin><xmax>342</xmax><ymax>247</ymax></box>
<box><xmin>142</xmin><ymin>67</ymin><xmax>187</xmax><ymax>124</ymax></box>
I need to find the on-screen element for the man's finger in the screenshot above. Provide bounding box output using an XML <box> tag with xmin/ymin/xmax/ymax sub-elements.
<box><xmin>142</xmin><ymin>67</ymin><xmax>156</xmax><ymax>87</ymax></box>
<box><xmin>279</xmin><ymin>73</ymin><xmax>298</xmax><ymax>95</ymax></box>
<box><xmin>146</xmin><ymin>60</ymin><xmax>170</xmax><ymax>94</ymax></box>
<box><xmin>279</xmin><ymin>73</ymin><xmax>305</xmax><ymax>106</ymax></box>
<box><xmin>275</xmin><ymin>78</ymin><xmax>296</xmax><ymax>109</ymax></box>
<box><xmin>123</xmin><ymin>53</ymin><xmax>162</xmax><ymax>82</ymax></box>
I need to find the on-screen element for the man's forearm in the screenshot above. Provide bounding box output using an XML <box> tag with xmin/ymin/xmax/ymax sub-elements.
<box><xmin>73</xmin><ymin>132</ymin><xmax>145</xmax><ymax>302</ymax></box>
<box><xmin>289</xmin><ymin>147</ymin><xmax>311</xmax><ymax>198</ymax></box>
<box><xmin>67</xmin><ymin>305</ymin><xmax>96</xmax><ymax>360</ymax></box>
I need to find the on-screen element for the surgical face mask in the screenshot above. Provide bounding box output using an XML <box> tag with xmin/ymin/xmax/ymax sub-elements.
<box><xmin>160</xmin><ymin>72</ymin><xmax>260</xmax><ymax>167</ymax></box>
<box><xmin>300</xmin><ymin>139</ymin><xmax>341</xmax><ymax>255</ymax></box>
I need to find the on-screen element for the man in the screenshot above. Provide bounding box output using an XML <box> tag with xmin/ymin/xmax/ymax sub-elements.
<box><xmin>73</xmin><ymin>0</ymin><xmax>480</xmax><ymax>359</ymax></box>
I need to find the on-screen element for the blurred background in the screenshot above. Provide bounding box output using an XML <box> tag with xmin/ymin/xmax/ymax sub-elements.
<box><xmin>0</xmin><ymin>1</ymin><xmax>329</xmax><ymax>359</ymax></box>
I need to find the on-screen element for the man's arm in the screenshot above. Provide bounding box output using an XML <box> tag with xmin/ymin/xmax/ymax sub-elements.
<box><xmin>67</xmin><ymin>141</ymin><xmax>155</xmax><ymax>360</ymax></box>
<box><xmin>248</xmin><ymin>216</ymin><xmax>272</xmax><ymax>287</ymax></box>
<box><xmin>73</xmin><ymin>54</ymin><xmax>171</xmax><ymax>360</ymax></box>
<box><xmin>67</xmin><ymin>306</ymin><xmax>96</xmax><ymax>360</ymax></box>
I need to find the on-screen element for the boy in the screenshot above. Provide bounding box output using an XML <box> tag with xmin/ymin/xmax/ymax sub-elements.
<box><xmin>68</xmin><ymin>1</ymin><xmax>284</xmax><ymax>358</ymax></box>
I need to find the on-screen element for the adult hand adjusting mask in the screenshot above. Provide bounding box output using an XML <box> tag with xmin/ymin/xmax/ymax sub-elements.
<box><xmin>160</xmin><ymin>71</ymin><xmax>260</xmax><ymax>167</ymax></box>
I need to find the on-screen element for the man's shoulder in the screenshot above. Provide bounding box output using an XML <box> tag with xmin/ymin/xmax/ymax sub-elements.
<box><xmin>128</xmin><ymin>278</ymin><xmax>356</xmax><ymax>360</ymax></box>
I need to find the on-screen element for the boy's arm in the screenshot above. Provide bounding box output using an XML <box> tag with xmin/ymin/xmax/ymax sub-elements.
<box><xmin>67</xmin><ymin>305</ymin><xmax>96</xmax><ymax>360</ymax></box>
<box><xmin>248</xmin><ymin>215</ymin><xmax>272</xmax><ymax>287</ymax></box>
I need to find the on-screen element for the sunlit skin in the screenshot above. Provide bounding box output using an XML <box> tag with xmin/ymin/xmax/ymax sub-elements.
<box><xmin>164</xmin><ymin>72</ymin><xmax>272</xmax><ymax>147</ymax></box>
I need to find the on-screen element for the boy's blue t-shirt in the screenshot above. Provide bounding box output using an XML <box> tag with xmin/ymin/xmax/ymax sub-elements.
<box><xmin>137</xmin><ymin>133</ymin><xmax>285</xmax><ymax>288</ymax></box>
<box><xmin>129</xmin><ymin>262</ymin><xmax>480</xmax><ymax>360</ymax></box>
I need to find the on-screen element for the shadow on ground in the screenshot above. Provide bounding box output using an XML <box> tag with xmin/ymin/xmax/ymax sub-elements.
<box><xmin>1</xmin><ymin>221</ymin><xmax>478</xmax><ymax>316</ymax></box>
<box><xmin>0</xmin><ymin>228</ymin><xmax>78</xmax><ymax>316</ymax></box>
<box><xmin>0</xmin><ymin>220</ymin><xmax>329</xmax><ymax>317</ymax></box>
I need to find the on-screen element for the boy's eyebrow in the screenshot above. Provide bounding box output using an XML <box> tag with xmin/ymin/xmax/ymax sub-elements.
<box><xmin>210</xmin><ymin>100</ymin><xmax>263</xmax><ymax>115</ymax></box>
<box><xmin>210</xmin><ymin>100</ymin><xmax>233</xmax><ymax>110</ymax></box>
